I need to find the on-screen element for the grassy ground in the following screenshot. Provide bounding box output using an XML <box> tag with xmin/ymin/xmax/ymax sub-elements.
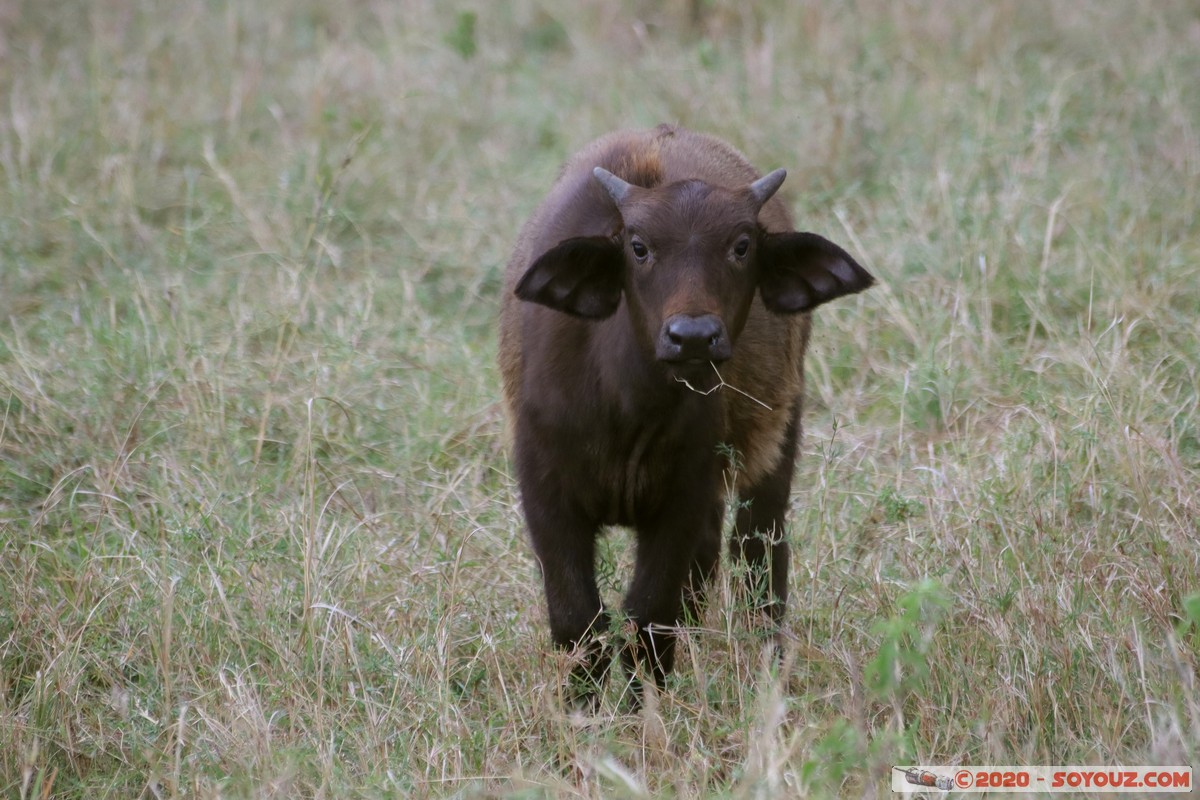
<box><xmin>2</xmin><ymin>1</ymin><xmax>1198</xmax><ymax>797</ymax></box>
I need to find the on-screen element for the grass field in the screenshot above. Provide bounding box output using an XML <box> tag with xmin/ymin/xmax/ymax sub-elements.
<box><xmin>2</xmin><ymin>1</ymin><xmax>1199</xmax><ymax>796</ymax></box>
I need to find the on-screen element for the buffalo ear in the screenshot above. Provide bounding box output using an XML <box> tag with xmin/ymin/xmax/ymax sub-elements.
<box><xmin>758</xmin><ymin>232</ymin><xmax>875</xmax><ymax>313</ymax></box>
<box><xmin>514</xmin><ymin>236</ymin><xmax>623</xmax><ymax>318</ymax></box>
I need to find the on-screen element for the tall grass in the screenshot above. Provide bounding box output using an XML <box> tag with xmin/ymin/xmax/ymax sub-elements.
<box><xmin>1</xmin><ymin>1</ymin><xmax>1198</xmax><ymax>796</ymax></box>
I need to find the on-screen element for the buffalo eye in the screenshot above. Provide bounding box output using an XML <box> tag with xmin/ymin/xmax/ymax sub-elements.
<box><xmin>630</xmin><ymin>236</ymin><xmax>650</xmax><ymax>263</ymax></box>
<box><xmin>732</xmin><ymin>236</ymin><xmax>751</xmax><ymax>260</ymax></box>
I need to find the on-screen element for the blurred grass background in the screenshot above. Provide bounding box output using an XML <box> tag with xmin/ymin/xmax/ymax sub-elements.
<box><xmin>1</xmin><ymin>1</ymin><xmax>1198</xmax><ymax>796</ymax></box>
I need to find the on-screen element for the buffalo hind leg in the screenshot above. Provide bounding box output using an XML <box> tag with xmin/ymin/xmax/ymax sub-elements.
<box><xmin>731</xmin><ymin>406</ymin><xmax>801</xmax><ymax>625</ymax></box>
<box><xmin>683</xmin><ymin>509</ymin><xmax>721</xmax><ymax>625</ymax></box>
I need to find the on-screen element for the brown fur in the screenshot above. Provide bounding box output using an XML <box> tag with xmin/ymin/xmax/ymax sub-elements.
<box><xmin>499</xmin><ymin>125</ymin><xmax>873</xmax><ymax>704</ymax></box>
<box><xmin>501</xmin><ymin>125</ymin><xmax>806</xmax><ymax>488</ymax></box>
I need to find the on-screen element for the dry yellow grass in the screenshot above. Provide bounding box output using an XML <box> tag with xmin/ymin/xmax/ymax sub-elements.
<box><xmin>1</xmin><ymin>1</ymin><xmax>1197</xmax><ymax>797</ymax></box>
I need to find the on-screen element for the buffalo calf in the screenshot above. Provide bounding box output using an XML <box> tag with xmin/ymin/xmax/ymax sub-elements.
<box><xmin>499</xmin><ymin>125</ymin><xmax>874</xmax><ymax>703</ymax></box>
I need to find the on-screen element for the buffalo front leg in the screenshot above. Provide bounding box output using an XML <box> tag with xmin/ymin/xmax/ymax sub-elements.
<box><xmin>518</xmin><ymin>459</ymin><xmax>608</xmax><ymax>706</ymax></box>
<box><xmin>527</xmin><ymin>515</ymin><xmax>608</xmax><ymax>706</ymax></box>
<box><xmin>621</xmin><ymin>498</ymin><xmax>723</xmax><ymax>699</ymax></box>
<box><xmin>731</xmin><ymin>406</ymin><xmax>801</xmax><ymax>625</ymax></box>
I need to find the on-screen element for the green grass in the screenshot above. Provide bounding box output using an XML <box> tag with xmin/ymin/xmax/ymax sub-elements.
<box><xmin>2</xmin><ymin>1</ymin><xmax>1198</xmax><ymax>796</ymax></box>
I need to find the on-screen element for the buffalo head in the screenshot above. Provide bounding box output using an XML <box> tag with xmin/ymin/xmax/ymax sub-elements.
<box><xmin>514</xmin><ymin>166</ymin><xmax>874</xmax><ymax>379</ymax></box>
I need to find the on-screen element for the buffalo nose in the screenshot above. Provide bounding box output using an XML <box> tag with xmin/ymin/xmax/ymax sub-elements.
<box><xmin>658</xmin><ymin>314</ymin><xmax>731</xmax><ymax>363</ymax></box>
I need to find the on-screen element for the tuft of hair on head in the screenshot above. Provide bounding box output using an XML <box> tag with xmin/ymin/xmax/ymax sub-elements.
<box><xmin>614</xmin><ymin>141</ymin><xmax>664</xmax><ymax>189</ymax></box>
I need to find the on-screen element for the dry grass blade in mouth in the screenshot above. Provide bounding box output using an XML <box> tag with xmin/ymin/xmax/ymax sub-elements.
<box><xmin>675</xmin><ymin>362</ymin><xmax>773</xmax><ymax>410</ymax></box>
<box><xmin>0</xmin><ymin>1</ymin><xmax>1197</xmax><ymax>797</ymax></box>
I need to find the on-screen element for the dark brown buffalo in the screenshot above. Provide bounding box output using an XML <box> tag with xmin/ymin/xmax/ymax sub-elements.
<box><xmin>499</xmin><ymin>124</ymin><xmax>873</xmax><ymax>703</ymax></box>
